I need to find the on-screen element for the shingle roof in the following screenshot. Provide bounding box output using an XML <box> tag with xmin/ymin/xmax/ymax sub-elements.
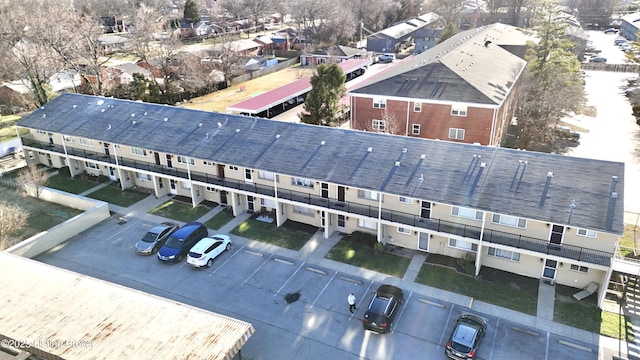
<box><xmin>371</xmin><ymin>13</ymin><xmax>440</xmax><ymax>40</ymax></box>
<box><xmin>351</xmin><ymin>23</ymin><xmax>532</xmax><ymax>105</ymax></box>
<box><xmin>17</xmin><ymin>93</ymin><xmax>624</xmax><ymax>234</ymax></box>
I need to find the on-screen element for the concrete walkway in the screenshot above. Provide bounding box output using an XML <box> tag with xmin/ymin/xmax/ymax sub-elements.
<box><xmin>77</xmin><ymin>184</ymin><xmax>628</xmax><ymax>357</ymax></box>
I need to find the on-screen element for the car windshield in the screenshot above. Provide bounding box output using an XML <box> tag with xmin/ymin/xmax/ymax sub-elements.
<box><xmin>164</xmin><ymin>236</ymin><xmax>184</xmax><ymax>249</ymax></box>
<box><xmin>141</xmin><ymin>232</ymin><xmax>159</xmax><ymax>243</ymax></box>
<box><xmin>451</xmin><ymin>323</ymin><xmax>476</xmax><ymax>352</ymax></box>
<box><xmin>369</xmin><ymin>297</ymin><xmax>389</xmax><ymax>314</ymax></box>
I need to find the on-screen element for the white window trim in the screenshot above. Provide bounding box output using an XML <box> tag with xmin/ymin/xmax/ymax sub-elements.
<box><xmin>292</xmin><ymin>177</ymin><xmax>314</xmax><ymax>187</ymax></box>
<box><xmin>488</xmin><ymin>247</ymin><xmax>520</xmax><ymax>261</ymax></box>
<box><xmin>203</xmin><ymin>160</ymin><xmax>214</xmax><ymax>166</ymax></box>
<box><xmin>398</xmin><ymin>196</ymin><xmax>413</xmax><ymax>204</ymax></box>
<box><xmin>177</xmin><ymin>156</ymin><xmax>195</xmax><ymax>165</ymax></box>
<box><xmin>372</xmin><ymin>119</ymin><xmax>386</xmax><ymax>131</ymax></box>
<box><xmin>448</xmin><ymin>128</ymin><xmax>465</xmax><ymax>140</ymax></box>
<box><xmin>397</xmin><ymin>227</ymin><xmax>411</xmax><ymax>234</ymax></box>
<box><xmin>79</xmin><ymin>138</ymin><xmax>93</xmax><ymax>146</ymax></box>
<box><xmin>373</xmin><ymin>98</ymin><xmax>386</xmax><ymax>109</ymax></box>
<box><xmin>258</xmin><ymin>170</ymin><xmax>275</xmax><ymax>181</ymax></box>
<box><xmin>260</xmin><ymin>198</ymin><xmax>276</xmax><ymax>208</ymax></box>
<box><xmin>228</xmin><ymin>165</ymin><xmax>239</xmax><ymax>171</ymax></box>
<box><xmin>292</xmin><ymin>205</ymin><xmax>314</xmax><ymax>217</ymax></box>
<box><xmin>131</xmin><ymin>147</ymin><xmax>147</xmax><ymax>156</ymax></box>
<box><xmin>136</xmin><ymin>172</ymin><xmax>151</xmax><ymax>181</ymax></box>
<box><xmin>412</xmin><ymin>124</ymin><xmax>420</xmax><ymax>135</ymax></box>
<box><xmin>358</xmin><ymin>189</ymin><xmax>380</xmax><ymax>201</ymax></box>
<box><xmin>577</xmin><ymin>228</ymin><xmax>597</xmax><ymax>238</ymax></box>
<box><xmin>63</xmin><ymin>135</ymin><xmax>73</xmax><ymax>142</ymax></box>
<box><xmin>491</xmin><ymin>214</ymin><xmax>526</xmax><ymax>229</ymax></box>
<box><xmin>84</xmin><ymin>161</ymin><xmax>98</xmax><ymax>169</ymax></box>
<box><xmin>358</xmin><ymin>218</ymin><xmax>377</xmax><ymax>230</ymax></box>
<box><xmin>448</xmin><ymin>238</ymin><xmax>478</xmax><ymax>251</ymax></box>
<box><xmin>451</xmin><ymin>105</ymin><xmax>467</xmax><ymax>117</ymax></box>
<box><xmin>414</xmin><ymin>102</ymin><xmax>422</xmax><ymax>112</ymax></box>
<box><xmin>181</xmin><ymin>181</ymin><xmax>191</xmax><ymax>190</ymax></box>
<box><xmin>451</xmin><ymin>206</ymin><xmax>483</xmax><ymax>220</ymax></box>
<box><xmin>570</xmin><ymin>264</ymin><xmax>589</xmax><ymax>273</ymax></box>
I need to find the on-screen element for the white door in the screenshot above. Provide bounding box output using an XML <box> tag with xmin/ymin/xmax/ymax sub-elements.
<box><xmin>418</xmin><ymin>233</ymin><xmax>429</xmax><ymax>252</ymax></box>
<box><xmin>108</xmin><ymin>167</ymin><xmax>116</xmax><ymax>181</ymax></box>
<box><xmin>542</xmin><ymin>259</ymin><xmax>558</xmax><ymax>281</ymax></box>
<box><xmin>169</xmin><ymin>179</ymin><xmax>177</xmax><ymax>194</ymax></box>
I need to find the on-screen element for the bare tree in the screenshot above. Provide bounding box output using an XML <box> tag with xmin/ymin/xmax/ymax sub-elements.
<box><xmin>426</xmin><ymin>0</ymin><xmax>466</xmax><ymax>26</ymax></box>
<box><xmin>363</xmin><ymin>109</ymin><xmax>404</xmax><ymax>134</ymax></box>
<box><xmin>0</xmin><ymin>203</ymin><xmax>29</xmax><ymax>250</ymax></box>
<box><xmin>18</xmin><ymin>163</ymin><xmax>49</xmax><ymax>199</ymax></box>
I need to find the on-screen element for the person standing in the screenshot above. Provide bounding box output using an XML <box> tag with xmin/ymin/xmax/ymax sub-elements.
<box><xmin>348</xmin><ymin>292</ymin><xmax>357</xmax><ymax>313</ymax></box>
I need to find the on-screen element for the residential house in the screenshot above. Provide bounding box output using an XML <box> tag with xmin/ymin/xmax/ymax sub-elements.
<box><xmin>98</xmin><ymin>34</ymin><xmax>131</xmax><ymax>55</ymax></box>
<box><xmin>349</xmin><ymin>23</ymin><xmax>534</xmax><ymax>146</ymax></box>
<box><xmin>49</xmin><ymin>70</ymin><xmax>81</xmax><ymax>93</ymax></box>
<box><xmin>413</xmin><ymin>28</ymin><xmax>442</xmax><ymax>54</ymax></box>
<box><xmin>271</xmin><ymin>31</ymin><xmax>292</xmax><ymax>51</ymax></box>
<box><xmin>300</xmin><ymin>45</ymin><xmax>368</xmax><ymax>66</ymax></box>
<box><xmin>253</xmin><ymin>35</ymin><xmax>274</xmax><ymax>53</ymax></box>
<box><xmin>17</xmin><ymin>92</ymin><xmax>625</xmax><ymax>308</ymax></box>
<box><xmin>620</xmin><ymin>12</ymin><xmax>640</xmax><ymax>41</ymax></box>
<box><xmin>0</xmin><ymin>80</ymin><xmax>32</xmax><ymax>114</ymax></box>
<box><xmin>366</xmin><ymin>13</ymin><xmax>441</xmax><ymax>53</ymax></box>
<box><xmin>103</xmin><ymin>63</ymin><xmax>153</xmax><ymax>90</ymax></box>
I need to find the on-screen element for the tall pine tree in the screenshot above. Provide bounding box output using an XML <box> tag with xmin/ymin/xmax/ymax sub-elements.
<box><xmin>302</xmin><ymin>64</ymin><xmax>346</xmax><ymax>126</ymax></box>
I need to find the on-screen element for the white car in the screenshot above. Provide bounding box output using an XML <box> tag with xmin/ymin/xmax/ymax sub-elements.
<box><xmin>186</xmin><ymin>235</ymin><xmax>231</xmax><ymax>268</ymax></box>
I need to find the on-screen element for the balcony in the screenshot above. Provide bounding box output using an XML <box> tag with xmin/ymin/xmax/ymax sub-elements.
<box><xmin>22</xmin><ymin>138</ymin><xmax>613</xmax><ymax>266</ymax></box>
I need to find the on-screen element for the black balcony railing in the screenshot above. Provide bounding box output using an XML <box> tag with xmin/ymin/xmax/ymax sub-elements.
<box><xmin>22</xmin><ymin>137</ymin><xmax>613</xmax><ymax>266</ymax></box>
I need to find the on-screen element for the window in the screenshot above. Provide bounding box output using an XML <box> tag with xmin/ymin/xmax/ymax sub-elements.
<box><xmin>397</xmin><ymin>227</ymin><xmax>411</xmax><ymax>234</ymax></box>
<box><xmin>577</xmin><ymin>229</ymin><xmax>597</xmax><ymax>238</ymax></box>
<box><xmin>451</xmin><ymin>206</ymin><xmax>483</xmax><ymax>220</ymax></box>
<box><xmin>258</xmin><ymin>171</ymin><xmax>275</xmax><ymax>180</ymax></box>
<box><xmin>206</xmin><ymin>186</ymin><xmax>215</xmax><ymax>192</ymax></box>
<box><xmin>570</xmin><ymin>264</ymin><xmax>589</xmax><ymax>273</ymax></box>
<box><xmin>84</xmin><ymin>162</ymin><xmax>98</xmax><ymax>169</ymax></box>
<box><xmin>36</xmin><ymin>130</ymin><xmax>46</xmax><ymax>135</ymax></box>
<box><xmin>79</xmin><ymin>138</ymin><xmax>93</xmax><ymax>146</ymax></box>
<box><xmin>292</xmin><ymin>177</ymin><xmax>313</xmax><ymax>187</ymax></box>
<box><xmin>414</xmin><ymin>102</ymin><xmax>422</xmax><ymax>112</ymax></box>
<box><xmin>203</xmin><ymin>160</ymin><xmax>213</xmax><ymax>166</ymax></box>
<box><xmin>63</xmin><ymin>135</ymin><xmax>73</xmax><ymax>142</ymax></box>
<box><xmin>260</xmin><ymin>198</ymin><xmax>276</xmax><ymax>208</ymax></box>
<box><xmin>373</xmin><ymin>98</ymin><xmax>386</xmax><ymax>109</ymax></box>
<box><xmin>181</xmin><ymin>181</ymin><xmax>191</xmax><ymax>190</ymax></box>
<box><xmin>372</xmin><ymin>119</ymin><xmax>386</xmax><ymax>131</ymax></box>
<box><xmin>358</xmin><ymin>218</ymin><xmax>377</xmax><ymax>230</ymax></box>
<box><xmin>177</xmin><ymin>156</ymin><xmax>195</xmax><ymax>165</ymax></box>
<box><xmin>451</xmin><ymin>105</ymin><xmax>467</xmax><ymax>116</ymax></box>
<box><xmin>448</xmin><ymin>238</ymin><xmax>478</xmax><ymax>251</ymax></box>
<box><xmin>448</xmin><ymin>128</ymin><xmax>465</xmax><ymax>140</ymax></box>
<box><xmin>131</xmin><ymin>147</ymin><xmax>147</xmax><ymax>156</ymax></box>
<box><xmin>358</xmin><ymin>189</ymin><xmax>380</xmax><ymax>201</ymax></box>
<box><xmin>292</xmin><ymin>205</ymin><xmax>314</xmax><ymax>216</ymax></box>
<box><xmin>488</xmin><ymin>247</ymin><xmax>520</xmax><ymax>261</ymax></box>
<box><xmin>228</xmin><ymin>165</ymin><xmax>238</xmax><ymax>171</ymax></box>
<box><xmin>114</xmin><ymin>144</ymin><xmax>120</xmax><ymax>149</ymax></box>
<box><xmin>491</xmin><ymin>214</ymin><xmax>526</xmax><ymax>228</ymax></box>
<box><xmin>412</xmin><ymin>124</ymin><xmax>420</xmax><ymax>135</ymax></box>
<box><xmin>136</xmin><ymin>172</ymin><xmax>151</xmax><ymax>181</ymax></box>
<box><xmin>398</xmin><ymin>196</ymin><xmax>413</xmax><ymax>204</ymax></box>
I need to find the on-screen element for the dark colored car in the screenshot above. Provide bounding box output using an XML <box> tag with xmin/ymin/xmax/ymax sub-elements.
<box><xmin>603</xmin><ymin>27</ymin><xmax>618</xmax><ymax>34</ymax></box>
<box><xmin>134</xmin><ymin>222</ymin><xmax>179</xmax><ymax>255</ymax></box>
<box><xmin>362</xmin><ymin>284</ymin><xmax>404</xmax><ymax>334</ymax></box>
<box><xmin>445</xmin><ymin>313</ymin><xmax>487</xmax><ymax>360</ymax></box>
<box><xmin>157</xmin><ymin>222</ymin><xmax>208</xmax><ymax>263</ymax></box>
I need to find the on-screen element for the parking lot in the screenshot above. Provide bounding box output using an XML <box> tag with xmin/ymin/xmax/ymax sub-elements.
<box><xmin>35</xmin><ymin>214</ymin><xmax>600</xmax><ymax>359</ymax></box>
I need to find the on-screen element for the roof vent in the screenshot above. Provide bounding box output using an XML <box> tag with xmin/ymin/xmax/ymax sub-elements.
<box><xmin>276</xmin><ymin>134</ymin><xmax>280</xmax><ymax>139</ymax></box>
<box><xmin>395</xmin><ymin>161</ymin><xmax>401</xmax><ymax>167</ymax></box>
<box><xmin>164</xmin><ymin>117</ymin><xmax>168</xmax><ymax>122</ymax></box>
<box><xmin>236</xmin><ymin>129</ymin><xmax>240</xmax><ymax>133</ymax></box>
<box><xmin>420</xmin><ymin>154</ymin><xmax>426</xmax><ymax>159</ymax></box>
<box><xmin>131</xmin><ymin>113</ymin><xmax>135</xmax><ymax>117</ymax></box>
<box><xmin>419</xmin><ymin>174</ymin><xmax>424</xmax><ymax>181</ymax></box>
<box><xmin>367</xmin><ymin>147</ymin><xmax>373</xmax><ymax>152</ymax></box>
<box><xmin>97</xmin><ymin>100</ymin><xmax>104</xmax><ymax>105</ymax></box>
<box><xmin>42</xmin><ymin>114</ymin><xmax>46</xmax><ymax>118</ymax></box>
<box><xmin>198</xmin><ymin>123</ymin><xmax>203</xmax><ymax>127</ymax></box>
<box><xmin>107</xmin><ymin>124</ymin><xmax>111</xmax><ymax>130</ymax></box>
<box><xmin>547</xmin><ymin>171</ymin><xmax>553</xmax><ymax>178</ymax></box>
<box><xmin>101</xmin><ymin>109</ymin><xmax>105</xmax><ymax>112</ymax></box>
<box><xmin>217</xmin><ymin>122</ymin><xmax>222</xmax><ymax>128</ymax></box>
<box><xmin>132</xmin><ymin>120</ymin><xmax>136</xmax><ymax>125</ymax></box>
<box><xmin>402</xmin><ymin>148</ymin><xmax>407</xmax><ymax>153</ymax></box>
<box><xmin>320</xmin><ymin>141</ymin><xmax>325</xmax><ymax>145</ymax></box>
<box><xmin>144</xmin><ymin>112</ymin><xmax>147</xmax><ymax>116</ymax></box>
<box><xmin>72</xmin><ymin>105</ymin><xmax>77</xmax><ymax>108</ymax></box>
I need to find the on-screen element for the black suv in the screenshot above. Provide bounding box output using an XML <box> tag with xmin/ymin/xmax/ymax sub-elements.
<box><xmin>362</xmin><ymin>284</ymin><xmax>404</xmax><ymax>334</ymax></box>
<box><xmin>445</xmin><ymin>313</ymin><xmax>487</xmax><ymax>359</ymax></box>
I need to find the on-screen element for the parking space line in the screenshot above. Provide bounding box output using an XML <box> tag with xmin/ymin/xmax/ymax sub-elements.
<box><xmin>559</xmin><ymin>339</ymin><xmax>592</xmax><ymax>352</ymax></box>
<box><xmin>511</xmin><ymin>326</ymin><xmax>540</xmax><ymax>337</ymax></box>
<box><xmin>243</xmin><ymin>249</ymin><xmax>264</xmax><ymax>257</ymax></box>
<box><xmin>338</xmin><ymin>276</ymin><xmax>362</xmax><ymax>285</ymax></box>
<box><xmin>305</xmin><ymin>266</ymin><xmax>327</xmax><ymax>275</ymax></box>
<box><xmin>274</xmin><ymin>258</ymin><xmax>294</xmax><ymax>265</ymax></box>
<box><xmin>439</xmin><ymin>305</ymin><xmax>454</xmax><ymax>346</ymax></box>
<box><xmin>545</xmin><ymin>331</ymin><xmax>550</xmax><ymax>360</ymax></box>
<box><xmin>353</xmin><ymin>281</ymin><xmax>374</xmax><ymax>318</ymax></box>
<box><xmin>275</xmin><ymin>262</ymin><xmax>305</xmax><ymax>296</ymax></box>
<box><xmin>243</xmin><ymin>254</ymin><xmax>272</xmax><ymax>284</ymax></box>
<box><xmin>391</xmin><ymin>291</ymin><xmax>412</xmax><ymax>334</ymax></box>
<box><xmin>312</xmin><ymin>271</ymin><xmax>337</xmax><ymax>307</ymax></box>
<box><xmin>103</xmin><ymin>223</ymin><xmax>136</xmax><ymax>243</ymax></box>
<box><xmin>417</xmin><ymin>298</ymin><xmax>445</xmax><ymax>308</ymax></box>
<box><xmin>212</xmin><ymin>245</ymin><xmax>245</xmax><ymax>275</ymax></box>
<box><xmin>488</xmin><ymin>318</ymin><xmax>499</xmax><ymax>360</ymax></box>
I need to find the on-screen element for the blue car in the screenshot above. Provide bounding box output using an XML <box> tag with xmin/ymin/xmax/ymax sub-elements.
<box><xmin>157</xmin><ymin>222</ymin><xmax>208</xmax><ymax>263</ymax></box>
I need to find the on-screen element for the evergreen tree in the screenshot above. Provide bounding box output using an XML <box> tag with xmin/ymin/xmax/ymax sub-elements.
<box><xmin>302</xmin><ymin>64</ymin><xmax>346</xmax><ymax>126</ymax></box>
<box><xmin>184</xmin><ymin>0</ymin><xmax>200</xmax><ymax>24</ymax></box>
<box><xmin>438</xmin><ymin>23</ymin><xmax>459</xmax><ymax>44</ymax></box>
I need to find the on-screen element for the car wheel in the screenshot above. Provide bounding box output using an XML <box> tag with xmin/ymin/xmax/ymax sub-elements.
<box><xmin>207</xmin><ymin>259</ymin><xmax>214</xmax><ymax>268</ymax></box>
<box><xmin>226</xmin><ymin>243</ymin><xmax>231</xmax><ymax>251</ymax></box>
<box><xmin>177</xmin><ymin>255</ymin><xmax>184</xmax><ymax>262</ymax></box>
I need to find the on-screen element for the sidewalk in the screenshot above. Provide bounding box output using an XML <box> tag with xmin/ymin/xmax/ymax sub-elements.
<box><xmin>95</xmin><ymin>189</ymin><xmax>627</xmax><ymax>357</ymax></box>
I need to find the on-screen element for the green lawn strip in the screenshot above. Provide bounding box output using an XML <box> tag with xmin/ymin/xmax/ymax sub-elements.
<box><xmin>230</xmin><ymin>218</ymin><xmax>310</xmax><ymax>251</ymax></box>
<box><xmin>47</xmin><ymin>174</ymin><xmax>99</xmax><ymax>194</ymax></box>
<box><xmin>325</xmin><ymin>239</ymin><xmax>411</xmax><ymax>278</ymax></box>
<box><xmin>149</xmin><ymin>200</ymin><xmax>211</xmax><ymax>223</ymax></box>
<box><xmin>87</xmin><ymin>186</ymin><xmax>149</xmax><ymax>207</ymax></box>
<box><xmin>0</xmin><ymin>115</ymin><xmax>24</xmax><ymax>142</ymax></box>
<box><xmin>554</xmin><ymin>298</ymin><xmax>634</xmax><ymax>340</ymax></box>
<box><xmin>415</xmin><ymin>264</ymin><xmax>537</xmax><ymax>315</ymax></box>
<box><xmin>9</xmin><ymin>201</ymin><xmax>83</xmax><ymax>241</ymax></box>
<box><xmin>204</xmin><ymin>209</ymin><xmax>233</xmax><ymax>230</ymax></box>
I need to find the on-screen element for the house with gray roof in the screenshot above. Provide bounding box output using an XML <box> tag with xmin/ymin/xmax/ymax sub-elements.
<box><xmin>16</xmin><ymin>92</ymin><xmax>624</xmax><ymax>307</ymax></box>
<box><xmin>366</xmin><ymin>13</ymin><xmax>441</xmax><ymax>53</ymax></box>
<box><xmin>349</xmin><ymin>23</ymin><xmax>534</xmax><ymax>146</ymax></box>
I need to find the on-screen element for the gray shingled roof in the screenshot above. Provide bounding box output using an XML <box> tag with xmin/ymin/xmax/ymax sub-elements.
<box><xmin>17</xmin><ymin>93</ymin><xmax>624</xmax><ymax>234</ymax></box>
<box><xmin>351</xmin><ymin>23</ymin><xmax>532</xmax><ymax>105</ymax></box>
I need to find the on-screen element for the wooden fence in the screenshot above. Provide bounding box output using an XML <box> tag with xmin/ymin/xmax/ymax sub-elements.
<box><xmin>581</xmin><ymin>63</ymin><xmax>640</xmax><ymax>73</ymax></box>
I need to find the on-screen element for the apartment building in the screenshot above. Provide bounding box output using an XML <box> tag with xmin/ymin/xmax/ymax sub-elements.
<box><xmin>350</xmin><ymin>23</ymin><xmax>535</xmax><ymax>146</ymax></box>
<box><xmin>17</xmin><ymin>93</ymin><xmax>624</xmax><ymax>307</ymax></box>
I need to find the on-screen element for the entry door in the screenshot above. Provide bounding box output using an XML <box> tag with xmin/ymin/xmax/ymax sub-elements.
<box><xmin>169</xmin><ymin>179</ymin><xmax>177</xmax><ymax>194</ymax></box>
<box><xmin>337</xmin><ymin>186</ymin><xmax>346</xmax><ymax>202</ymax></box>
<box><xmin>420</xmin><ymin>201</ymin><xmax>432</xmax><ymax>219</ymax></box>
<box><xmin>48</xmin><ymin>133</ymin><xmax>54</xmax><ymax>145</ymax></box>
<box><xmin>337</xmin><ymin>214</ymin><xmax>346</xmax><ymax>231</ymax></box>
<box><xmin>549</xmin><ymin>225</ymin><xmax>565</xmax><ymax>247</ymax></box>
<box><xmin>220</xmin><ymin>190</ymin><xmax>228</xmax><ymax>205</ymax></box>
<box><xmin>418</xmin><ymin>232</ymin><xmax>429</xmax><ymax>251</ymax></box>
<box><xmin>248</xmin><ymin>196</ymin><xmax>255</xmax><ymax>211</ymax></box>
<box><xmin>103</xmin><ymin>143</ymin><xmax>110</xmax><ymax>157</ymax></box>
<box><xmin>166</xmin><ymin>154</ymin><xmax>173</xmax><ymax>168</ymax></box>
<box><xmin>46</xmin><ymin>153</ymin><xmax>52</xmax><ymax>166</ymax></box>
<box><xmin>154</xmin><ymin>152</ymin><xmax>161</xmax><ymax>165</ymax></box>
<box><xmin>108</xmin><ymin>167</ymin><xmax>116</xmax><ymax>181</ymax></box>
<box><xmin>542</xmin><ymin>259</ymin><xmax>558</xmax><ymax>280</ymax></box>
<box><xmin>245</xmin><ymin>169</ymin><xmax>253</xmax><ymax>183</ymax></box>
<box><xmin>321</xmin><ymin>183</ymin><xmax>329</xmax><ymax>198</ymax></box>
<box><xmin>321</xmin><ymin>211</ymin><xmax>326</xmax><ymax>227</ymax></box>
<box><xmin>217</xmin><ymin>164</ymin><xmax>226</xmax><ymax>179</ymax></box>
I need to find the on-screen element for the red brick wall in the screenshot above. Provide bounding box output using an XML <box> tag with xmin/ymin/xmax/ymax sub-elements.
<box><xmin>351</xmin><ymin>97</ymin><xmax>497</xmax><ymax>145</ymax></box>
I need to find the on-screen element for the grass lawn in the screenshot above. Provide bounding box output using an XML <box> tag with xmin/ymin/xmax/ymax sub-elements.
<box><xmin>230</xmin><ymin>218</ymin><xmax>313</xmax><ymax>251</ymax></box>
<box><xmin>326</xmin><ymin>239</ymin><xmax>411</xmax><ymax>278</ymax></box>
<box><xmin>87</xmin><ymin>185</ymin><xmax>150</xmax><ymax>207</ymax></box>
<box><xmin>204</xmin><ymin>208</ymin><xmax>234</xmax><ymax>230</ymax></box>
<box><xmin>415</xmin><ymin>264</ymin><xmax>538</xmax><ymax>315</ymax></box>
<box><xmin>47</xmin><ymin>174</ymin><xmax>101</xmax><ymax>194</ymax></box>
<box><xmin>617</xmin><ymin>224</ymin><xmax>639</xmax><ymax>258</ymax></box>
<box><xmin>0</xmin><ymin>115</ymin><xmax>28</xmax><ymax>142</ymax></box>
<box><xmin>149</xmin><ymin>199</ymin><xmax>211</xmax><ymax>223</ymax></box>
